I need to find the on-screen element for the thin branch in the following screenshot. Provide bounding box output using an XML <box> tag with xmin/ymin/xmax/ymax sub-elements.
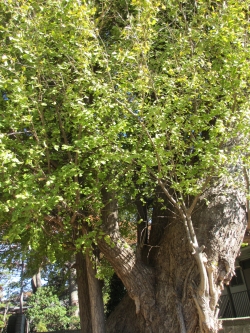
<box><xmin>115</xmin><ymin>98</ymin><xmax>163</xmax><ymax>174</ymax></box>
<box><xmin>55</xmin><ymin>104</ymin><xmax>72</xmax><ymax>162</ymax></box>
<box><xmin>44</xmin><ymin>215</ymin><xmax>64</xmax><ymax>229</ymax></box>
<box><xmin>6</xmin><ymin>131</ymin><xmax>32</xmax><ymax>136</ymax></box>
<box><xmin>41</xmin><ymin>225</ymin><xmax>51</xmax><ymax>237</ymax></box>
<box><xmin>193</xmin><ymin>249</ymin><xmax>209</xmax><ymax>298</ymax></box>
<box><xmin>70</xmin><ymin>125</ymin><xmax>82</xmax><ymax>225</ymax></box>
<box><xmin>186</xmin><ymin>215</ymin><xmax>197</xmax><ymax>245</ymax></box>
<box><xmin>158</xmin><ymin>179</ymin><xmax>195</xmax><ymax>249</ymax></box>
<box><xmin>36</xmin><ymin>77</ymin><xmax>51</xmax><ymax>172</ymax></box>
<box><xmin>186</xmin><ymin>176</ymin><xmax>212</xmax><ymax>216</ymax></box>
<box><xmin>157</xmin><ymin>179</ymin><xmax>177</xmax><ymax>207</ymax></box>
<box><xmin>165</xmin><ymin>131</ymin><xmax>181</xmax><ymax>200</ymax></box>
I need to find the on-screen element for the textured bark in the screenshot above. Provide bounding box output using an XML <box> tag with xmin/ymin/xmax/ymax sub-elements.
<box><xmin>76</xmin><ymin>251</ymin><xmax>92</xmax><ymax>333</ymax></box>
<box><xmin>98</xmin><ymin>234</ymin><xmax>156</xmax><ymax>328</ymax></box>
<box><xmin>106</xmin><ymin>294</ymin><xmax>137</xmax><ymax>333</ymax></box>
<box><xmin>104</xmin><ymin>179</ymin><xmax>247</xmax><ymax>333</ymax></box>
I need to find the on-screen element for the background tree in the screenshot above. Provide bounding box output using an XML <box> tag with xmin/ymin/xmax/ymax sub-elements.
<box><xmin>26</xmin><ymin>287</ymin><xmax>70</xmax><ymax>332</ymax></box>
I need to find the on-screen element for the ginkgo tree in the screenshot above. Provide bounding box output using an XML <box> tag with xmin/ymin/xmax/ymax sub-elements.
<box><xmin>0</xmin><ymin>0</ymin><xmax>249</xmax><ymax>332</ymax></box>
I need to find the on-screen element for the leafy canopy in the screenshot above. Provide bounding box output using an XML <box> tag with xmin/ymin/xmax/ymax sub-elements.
<box><xmin>0</xmin><ymin>0</ymin><xmax>249</xmax><ymax>260</ymax></box>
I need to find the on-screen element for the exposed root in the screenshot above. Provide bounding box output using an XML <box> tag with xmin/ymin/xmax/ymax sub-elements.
<box><xmin>206</xmin><ymin>265</ymin><xmax>218</xmax><ymax>311</ymax></box>
<box><xmin>193</xmin><ymin>247</ymin><xmax>209</xmax><ymax>298</ymax></box>
<box><xmin>134</xmin><ymin>296</ymin><xmax>141</xmax><ymax>315</ymax></box>
<box><xmin>176</xmin><ymin>299</ymin><xmax>187</xmax><ymax>333</ymax></box>
<box><xmin>174</xmin><ymin>204</ymin><xmax>225</xmax><ymax>333</ymax></box>
<box><xmin>191</xmin><ymin>285</ymin><xmax>217</xmax><ymax>333</ymax></box>
<box><xmin>182</xmin><ymin>262</ymin><xmax>195</xmax><ymax>303</ymax></box>
<box><xmin>215</xmin><ymin>307</ymin><xmax>220</xmax><ymax>320</ymax></box>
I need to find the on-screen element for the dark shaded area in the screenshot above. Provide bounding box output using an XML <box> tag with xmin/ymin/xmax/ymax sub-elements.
<box><xmin>106</xmin><ymin>273</ymin><xmax>126</xmax><ymax>318</ymax></box>
<box><xmin>106</xmin><ymin>294</ymin><xmax>138</xmax><ymax>333</ymax></box>
<box><xmin>7</xmin><ymin>314</ymin><xmax>17</xmax><ymax>333</ymax></box>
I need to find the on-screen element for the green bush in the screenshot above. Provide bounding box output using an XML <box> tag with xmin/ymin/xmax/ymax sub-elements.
<box><xmin>26</xmin><ymin>287</ymin><xmax>69</xmax><ymax>332</ymax></box>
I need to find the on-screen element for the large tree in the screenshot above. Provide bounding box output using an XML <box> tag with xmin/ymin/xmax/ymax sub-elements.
<box><xmin>0</xmin><ymin>0</ymin><xmax>249</xmax><ymax>332</ymax></box>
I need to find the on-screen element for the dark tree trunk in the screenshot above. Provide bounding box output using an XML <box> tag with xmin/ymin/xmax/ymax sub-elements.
<box><xmin>76</xmin><ymin>251</ymin><xmax>92</xmax><ymax>333</ymax></box>
<box><xmin>86</xmin><ymin>251</ymin><xmax>106</xmax><ymax>333</ymax></box>
<box><xmin>102</xmin><ymin>180</ymin><xmax>247</xmax><ymax>333</ymax></box>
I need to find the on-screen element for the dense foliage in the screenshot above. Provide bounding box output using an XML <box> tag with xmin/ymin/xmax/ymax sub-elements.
<box><xmin>0</xmin><ymin>0</ymin><xmax>249</xmax><ymax>266</ymax></box>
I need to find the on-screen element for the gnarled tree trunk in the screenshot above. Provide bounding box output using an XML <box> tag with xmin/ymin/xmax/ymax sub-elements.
<box><xmin>99</xmin><ymin>180</ymin><xmax>246</xmax><ymax>333</ymax></box>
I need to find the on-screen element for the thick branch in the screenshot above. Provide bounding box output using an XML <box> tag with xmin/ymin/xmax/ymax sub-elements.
<box><xmin>100</xmin><ymin>188</ymin><xmax>155</xmax><ymax>320</ymax></box>
<box><xmin>98</xmin><ymin>234</ymin><xmax>154</xmax><ymax>296</ymax></box>
<box><xmin>97</xmin><ymin>234</ymin><xmax>155</xmax><ymax>320</ymax></box>
<box><xmin>101</xmin><ymin>188</ymin><xmax>119</xmax><ymax>236</ymax></box>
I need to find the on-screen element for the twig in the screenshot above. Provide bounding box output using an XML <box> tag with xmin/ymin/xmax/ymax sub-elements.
<box><xmin>115</xmin><ymin>98</ymin><xmax>163</xmax><ymax>174</ymax></box>
<box><xmin>186</xmin><ymin>176</ymin><xmax>212</xmax><ymax>216</ymax></box>
<box><xmin>55</xmin><ymin>104</ymin><xmax>72</xmax><ymax>162</ymax></box>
